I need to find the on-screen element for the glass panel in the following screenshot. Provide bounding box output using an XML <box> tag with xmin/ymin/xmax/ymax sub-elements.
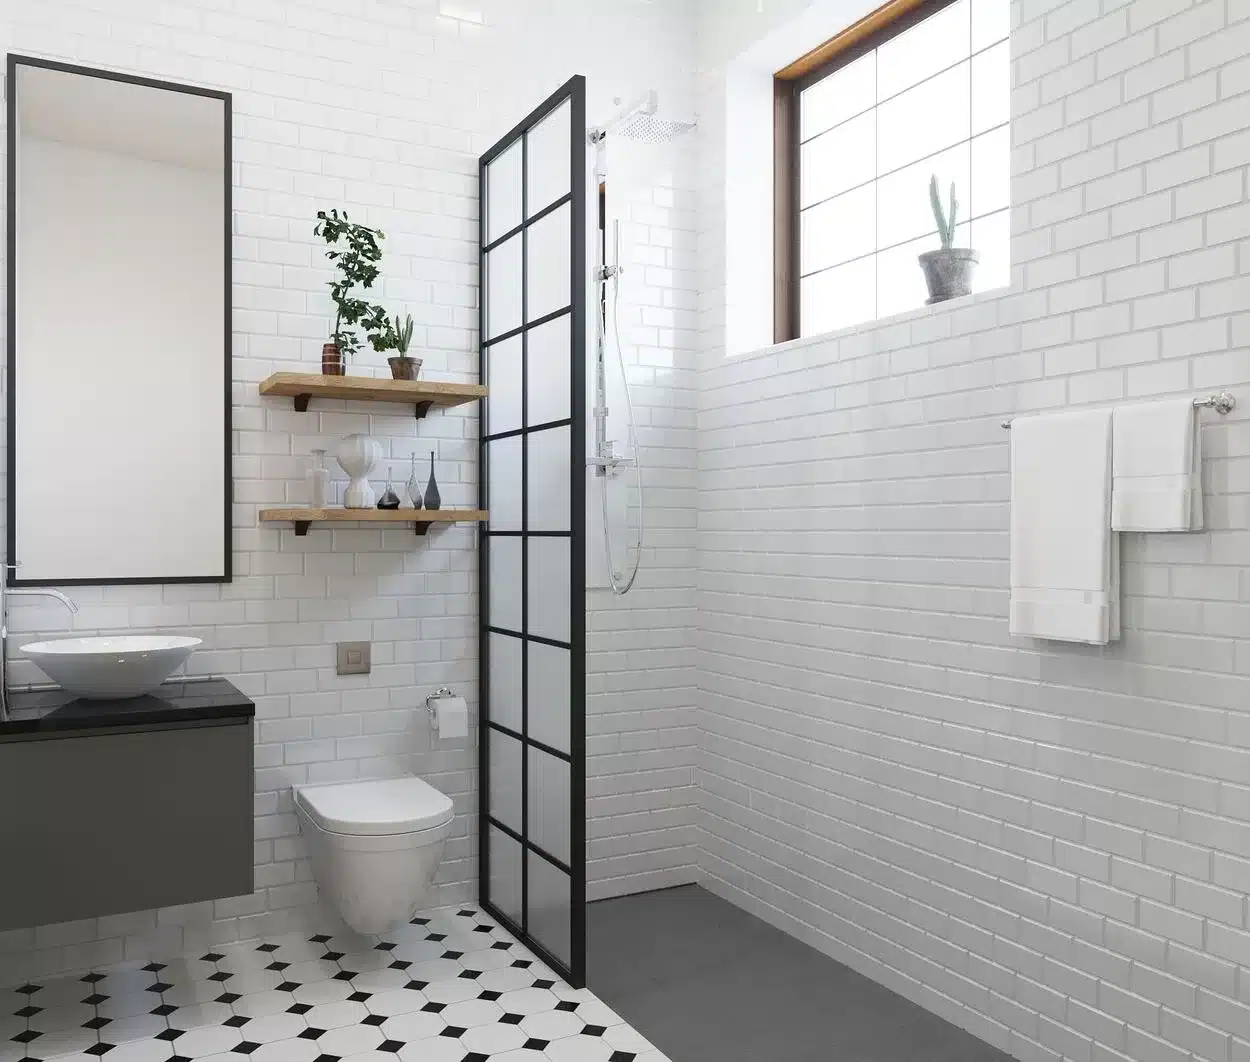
<box><xmin>527</xmin><ymin>426</ymin><xmax>571</xmax><ymax>533</ymax></box>
<box><xmin>486</xmin><ymin>235</ymin><xmax>522</xmax><ymax>340</ymax></box>
<box><xmin>527</xmin><ymin>641</ymin><xmax>570</xmax><ymax>755</ymax></box>
<box><xmin>877</xmin><ymin>141</ymin><xmax>970</xmax><ymax>251</ymax></box>
<box><xmin>878</xmin><ymin>233</ymin><xmax>934</xmax><ymax>320</ymax></box>
<box><xmin>526</xmin><ymin>203</ymin><xmax>571</xmax><ymax>322</ymax></box>
<box><xmin>972</xmin><ymin>0</ymin><xmax>1011</xmax><ymax>53</ymax></box>
<box><xmin>801</xmin><ymin>51</ymin><xmax>876</xmax><ymax>142</ymax></box>
<box><xmin>486</xmin><ymin>140</ymin><xmax>522</xmax><ymax>244</ymax></box>
<box><xmin>488</xmin><ymin>728</ymin><xmax>522</xmax><ymax>835</ymax></box>
<box><xmin>800</xmin><ymin>110</ymin><xmax>875</xmax><ymax>208</ymax></box>
<box><xmin>801</xmin><ymin>257</ymin><xmax>876</xmax><ymax>337</ymax></box>
<box><xmin>877</xmin><ymin>0</ymin><xmax>969</xmax><ymax>101</ymax></box>
<box><xmin>489</xmin><ymin>536</ymin><xmax>522</xmax><ymax>633</ymax></box>
<box><xmin>527</xmin><ymin>99</ymin><xmax>571</xmax><ymax>217</ymax></box>
<box><xmin>527</xmin><ymin>315</ymin><xmax>571</xmax><ymax>426</ymax></box>
<box><xmin>527</xmin><ymin>854</ymin><xmax>571</xmax><ymax>969</ymax></box>
<box><xmin>971</xmin><ymin>40</ymin><xmax>1009</xmax><ymax>135</ymax></box>
<box><xmin>528</xmin><ymin>748</ymin><xmax>571</xmax><ymax>865</ymax></box>
<box><xmin>489</xmin><ymin>826</ymin><xmax>522</xmax><ymax>926</ymax></box>
<box><xmin>488</xmin><ymin>437</ymin><xmax>523</xmax><ymax>532</ymax></box>
<box><xmin>486</xmin><ymin>334</ymin><xmax>522</xmax><ymax>436</ymax></box>
<box><xmin>972</xmin><ymin>209</ymin><xmax>1010</xmax><ymax>291</ymax></box>
<box><xmin>527</xmin><ymin>537</ymin><xmax>570</xmax><ymax>643</ymax></box>
<box><xmin>802</xmin><ymin>183</ymin><xmax>876</xmax><ymax>276</ymax></box>
<box><xmin>489</xmin><ymin>632</ymin><xmax>523</xmax><ymax>732</ymax></box>
<box><xmin>877</xmin><ymin>61</ymin><xmax>970</xmax><ymax>175</ymax></box>
<box><xmin>971</xmin><ymin>125</ymin><xmax>1010</xmax><ymax>219</ymax></box>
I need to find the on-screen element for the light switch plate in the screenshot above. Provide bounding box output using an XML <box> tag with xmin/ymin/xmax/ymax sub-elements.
<box><xmin>336</xmin><ymin>642</ymin><xmax>371</xmax><ymax>676</ymax></box>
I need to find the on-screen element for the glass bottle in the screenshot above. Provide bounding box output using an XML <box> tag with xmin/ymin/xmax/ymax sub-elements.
<box><xmin>407</xmin><ymin>452</ymin><xmax>423</xmax><ymax>510</ymax></box>
<box><xmin>424</xmin><ymin>450</ymin><xmax>441</xmax><ymax>511</ymax></box>
<box><xmin>377</xmin><ymin>470</ymin><xmax>400</xmax><ymax>510</ymax></box>
<box><xmin>305</xmin><ymin>449</ymin><xmax>330</xmax><ymax>508</ymax></box>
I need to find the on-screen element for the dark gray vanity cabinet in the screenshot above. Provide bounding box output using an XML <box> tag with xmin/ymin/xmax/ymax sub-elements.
<box><xmin>0</xmin><ymin>682</ymin><xmax>254</xmax><ymax>931</ymax></box>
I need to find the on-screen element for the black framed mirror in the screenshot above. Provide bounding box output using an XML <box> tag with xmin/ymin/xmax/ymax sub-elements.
<box><xmin>6</xmin><ymin>54</ymin><xmax>232</xmax><ymax>586</ymax></box>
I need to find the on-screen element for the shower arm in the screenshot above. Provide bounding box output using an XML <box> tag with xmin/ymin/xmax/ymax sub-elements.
<box><xmin>587</xmin><ymin>90</ymin><xmax>658</xmax><ymax>144</ymax></box>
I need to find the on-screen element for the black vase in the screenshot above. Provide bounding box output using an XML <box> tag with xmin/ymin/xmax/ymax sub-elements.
<box><xmin>424</xmin><ymin>451</ymin><xmax>441</xmax><ymax>511</ymax></box>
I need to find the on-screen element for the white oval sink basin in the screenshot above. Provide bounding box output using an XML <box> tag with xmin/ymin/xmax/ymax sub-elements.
<box><xmin>20</xmin><ymin>635</ymin><xmax>202</xmax><ymax>700</ymax></box>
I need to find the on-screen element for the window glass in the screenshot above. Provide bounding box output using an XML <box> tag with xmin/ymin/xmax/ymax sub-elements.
<box><xmin>795</xmin><ymin>0</ymin><xmax>1009</xmax><ymax>336</ymax></box>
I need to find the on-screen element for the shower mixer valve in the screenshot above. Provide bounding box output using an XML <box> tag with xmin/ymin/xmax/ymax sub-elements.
<box><xmin>587</xmin><ymin>439</ymin><xmax>634</xmax><ymax>477</ymax></box>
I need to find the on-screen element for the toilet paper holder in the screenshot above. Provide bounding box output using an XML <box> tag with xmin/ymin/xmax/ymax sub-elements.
<box><xmin>426</xmin><ymin>686</ymin><xmax>455</xmax><ymax>721</ymax></box>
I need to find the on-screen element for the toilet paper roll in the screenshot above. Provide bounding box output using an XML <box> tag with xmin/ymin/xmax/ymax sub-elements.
<box><xmin>432</xmin><ymin>695</ymin><xmax>468</xmax><ymax>739</ymax></box>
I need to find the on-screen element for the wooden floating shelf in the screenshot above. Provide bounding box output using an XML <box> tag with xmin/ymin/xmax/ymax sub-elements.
<box><xmin>259</xmin><ymin>373</ymin><xmax>487</xmax><ymax>419</ymax></box>
<box><xmin>260</xmin><ymin>507</ymin><xmax>488</xmax><ymax>537</ymax></box>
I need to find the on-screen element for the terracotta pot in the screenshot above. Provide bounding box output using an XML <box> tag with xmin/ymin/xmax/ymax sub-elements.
<box><xmin>388</xmin><ymin>355</ymin><xmax>423</xmax><ymax>381</ymax></box>
<box><xmin>322</xmin><ymin>342</ymin><xmax>345</xmax><ymax>376</ymax></box>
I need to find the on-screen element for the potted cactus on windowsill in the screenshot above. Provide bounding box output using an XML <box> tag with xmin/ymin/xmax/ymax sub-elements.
<box><xmin>918</xmin><ymin>175</ymin><xmax>978</xmax><ymax>304</ymax></box>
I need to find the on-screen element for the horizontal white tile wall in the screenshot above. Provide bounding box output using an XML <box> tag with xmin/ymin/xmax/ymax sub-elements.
<box><xmin>697</xmin><ymin>1</ymin><xmax>1250</xmax><ymax>1061</ymax></box>
<box><xmin>0</xmin><ymin>0</ymin><xmax>698</xmax><ymax>984</ymax></box>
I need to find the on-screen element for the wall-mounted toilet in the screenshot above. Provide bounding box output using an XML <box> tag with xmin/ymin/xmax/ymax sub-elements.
<box><xmin>293</xmin><ymin>775</ymin><xmax>454</xmax><ymax>934</ymax></box>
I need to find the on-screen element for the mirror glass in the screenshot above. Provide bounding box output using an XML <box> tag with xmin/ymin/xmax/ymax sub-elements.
<box><xmin>9</xmin><ymin>58</ymin><xmax>231</xmax><ymax>584</ymax></box>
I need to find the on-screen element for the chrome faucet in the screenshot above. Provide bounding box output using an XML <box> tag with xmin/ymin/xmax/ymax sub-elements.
<box><xmin>0</xmin><ymin>565</ymin><xmax>78</xmax><ymax>722</ymax></box>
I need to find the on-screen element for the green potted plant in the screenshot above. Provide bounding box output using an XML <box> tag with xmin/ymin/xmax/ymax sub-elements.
<box><xmin>314</xmin><ymin>208</ymin><xmax>389</xmax><ymax>375</ymax></box>
<box><xmin>384</xmin><ymin>314</ymin><xmax>420</xmax><ymax>380</ymax></box>
<box><xmin>918</xmin><ymin>175</ymin><xmax>978</xmax><ymax>304</ymax></box>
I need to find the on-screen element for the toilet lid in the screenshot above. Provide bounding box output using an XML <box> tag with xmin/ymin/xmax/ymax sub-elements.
<box><xmin>295</xmin><ymin>776</ymin><xmax>454</xmax><ymax>836</ymax></box>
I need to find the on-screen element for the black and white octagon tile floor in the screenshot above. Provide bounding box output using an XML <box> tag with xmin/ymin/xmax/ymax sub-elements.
<box><xmin>1</xmin><ymin>908</ymin><xmax>668</xmax><ymax>1062</ymax></box>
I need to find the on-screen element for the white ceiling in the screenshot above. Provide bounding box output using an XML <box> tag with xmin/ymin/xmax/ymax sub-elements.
<box><xmin>17</xmin><ymin>63</ymin><xmax>226</xmax><ymax>172</ymax></box>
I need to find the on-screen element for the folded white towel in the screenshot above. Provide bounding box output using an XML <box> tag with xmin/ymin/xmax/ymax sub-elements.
<box><xmin>1010</xmin><ymin>408</ymin><xmax>1118</xmax><ymax>645</ymax></box>
<box><xmin>1111</xmin><ymin>399</ymin><xmax>1203</xmax><ymax>532</ymax></box>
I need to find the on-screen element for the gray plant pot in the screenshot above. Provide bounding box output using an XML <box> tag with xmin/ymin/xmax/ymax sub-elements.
<box><xmin>918</xmin><ymin>248</ymin><xmax>979</xmax><ymax>304</ymax></box>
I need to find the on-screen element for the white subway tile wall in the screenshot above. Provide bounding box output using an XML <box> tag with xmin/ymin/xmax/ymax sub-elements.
<box><xmin>0</xmin><ymin>0</ymin><xmax>698</xmax><ymax>984</ymax></box>
<box><xmin>696</xmin><ymin>4</ymin><xmax>1250</xmax><ymax>1062</ymax></box>
<box><xmin>585</xmin><ymin>174</ymin><xmax>700</xmax><ymax>901</ymax></box>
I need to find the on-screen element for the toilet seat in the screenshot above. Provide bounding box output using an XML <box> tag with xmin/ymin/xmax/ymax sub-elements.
<box><xmin>295</xmin><ymin>776</ymin><xmax>454</xmax><ymax>836</ymax></box>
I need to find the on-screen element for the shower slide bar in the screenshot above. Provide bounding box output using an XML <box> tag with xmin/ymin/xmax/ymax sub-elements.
<box><xmin>1000</xmin><ymin>391</ymin><xmax>1236</xmax><ymax>430</ymax></box>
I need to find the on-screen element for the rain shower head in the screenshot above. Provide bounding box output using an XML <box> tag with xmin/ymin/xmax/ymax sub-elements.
<box><xmin>612</xmin><ymin>110</ymin><xmax>696</xmax><ymax>143</ymax></box>
<box><xmin>590</xmin><ymin>89</ymin><xmax>696</xmax><ymax>143</ymax></box>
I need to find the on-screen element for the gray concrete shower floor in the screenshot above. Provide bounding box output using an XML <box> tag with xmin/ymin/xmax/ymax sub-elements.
<box><xmin>587</xmin><ymin>884</ymin><xmax>1012</xmax><ymax>1062</ymax></box>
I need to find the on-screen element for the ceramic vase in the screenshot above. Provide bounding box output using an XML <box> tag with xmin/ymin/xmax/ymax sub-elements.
<box><xmin>336</xmin><ymin>434</ymin><xmax>382</xmax><ymax>509</ymax></box>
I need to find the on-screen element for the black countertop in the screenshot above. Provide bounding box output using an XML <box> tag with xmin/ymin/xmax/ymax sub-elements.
<box><xmin>0</xmin><ymin>678</ymin><xmax>254</xmax><ymax>738</ymax></box>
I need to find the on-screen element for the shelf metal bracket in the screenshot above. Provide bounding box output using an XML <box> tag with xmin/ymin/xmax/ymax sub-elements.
<box><xmin>415</xmin><ymin>401</ymin><xmax>433</xmax><ymax>420</ymax></box>
<box><xmin>294</xmin><ymin>521</ymin><xmax>311</xmax><ymax>537</ymax></box>
<box><xmin>294</xmin><ymin>394</ymin><xmax>311</xmax><ymax>413</ymax></box>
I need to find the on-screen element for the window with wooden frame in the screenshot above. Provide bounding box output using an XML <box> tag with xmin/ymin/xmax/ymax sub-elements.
<box><xmin>774</xmin><ymin>0</ymin><xmax>1010</xmax><ymax>343</ymax></box>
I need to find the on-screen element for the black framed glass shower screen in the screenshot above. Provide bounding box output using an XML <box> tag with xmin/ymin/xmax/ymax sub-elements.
<box><xmin>478</xmin><ymin>75</ymin><xmax>586</xmax><ymax>988</ymax></box>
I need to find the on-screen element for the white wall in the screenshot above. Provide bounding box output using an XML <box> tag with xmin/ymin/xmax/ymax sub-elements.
<box><xmin>696</xmin><ymin>5</ymin><xmax>1250</xmax><ymax>1062</ymax></box>
<box><xmin>0</xmin><ymin>0</ymin><xmax>698</xmax><ymax>984</ymax></box>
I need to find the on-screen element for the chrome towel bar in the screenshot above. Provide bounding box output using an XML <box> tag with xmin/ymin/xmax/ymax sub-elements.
<box><xmin>1001</xmin><ymin>391</ymin><xmax>1236</xmax><ymax>430</ymax></box>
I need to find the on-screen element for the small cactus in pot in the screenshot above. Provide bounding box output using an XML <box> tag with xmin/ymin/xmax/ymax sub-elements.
<box><xmin>382</xmin><ymin>313</ymin><xmax>422</xmax><ymax>381</ymax></box>
<box><xmin>917</xmin><ymin>174</ymin><xmax>978</xmax><ymax>304</ymax></box>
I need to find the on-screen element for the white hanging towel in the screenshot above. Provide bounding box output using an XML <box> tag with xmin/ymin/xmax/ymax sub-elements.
<box><xmin>1111</xmin><ymin>398</ymin><xmax>1203</xmax><ymax>532</ymax></box>
<box><xmin>1010</xmin><ymin>408</ymin><xmax>1119</xmax><ymax>645</ymax></box>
